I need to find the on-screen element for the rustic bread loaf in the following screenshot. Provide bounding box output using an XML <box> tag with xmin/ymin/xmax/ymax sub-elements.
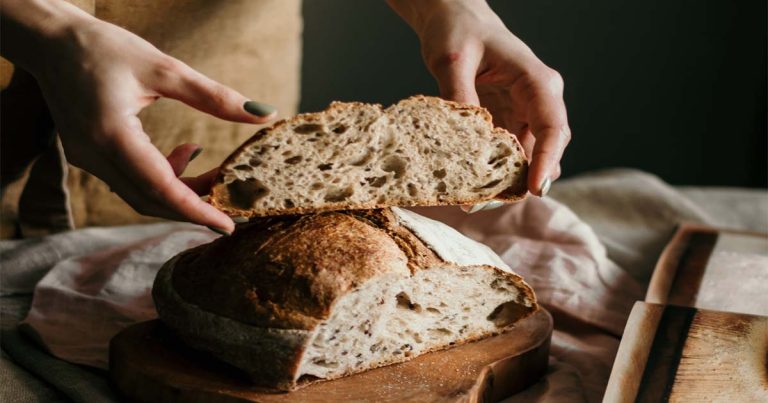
<box><xmin>152</xmin><ymin>208</ymin><xmax>537</xmax><ymax>391</ymax></box>
<box><xmin>209</xmin><ymin>96</ymin><xmax>528</xmax><ymax>218</ymax></box>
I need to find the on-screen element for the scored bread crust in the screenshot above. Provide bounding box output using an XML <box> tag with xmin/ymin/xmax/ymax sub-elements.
<box><xmin>152</xmin><ymin>208</ymin><xmax>537</xmax><ymax>390</ymax></box>
<box><xmin>209</xmin><ymin>95</ymin><xmax>529</xmax><ymax>218</ymax></box>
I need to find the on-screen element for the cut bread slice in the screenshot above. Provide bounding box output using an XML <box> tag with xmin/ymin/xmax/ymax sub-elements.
<box><xmin>210</xmin><ymin>95</ymin><xmax>528</xmax><ymax>218</ymax></box>
<box><xmin>153</xmin><ymin>207</ymin><xmax>537</xmax><ymax>390</ymax></box>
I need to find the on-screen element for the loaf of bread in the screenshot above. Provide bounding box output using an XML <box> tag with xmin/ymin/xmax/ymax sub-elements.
<box><xmin>153</xmin><ymin>208</ymin><xmax>537</xmax><ymax>391</ymax></box>
<box><xmin>209</xmin><ymin>96</ymin><xmax>528</xmax><ymax>218</ymax></box>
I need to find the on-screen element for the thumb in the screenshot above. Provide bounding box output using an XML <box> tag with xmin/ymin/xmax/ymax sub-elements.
<box><xmin>429</xmin><ymin>51</ymin><xmax>481</xmax><ymax>106</ymax></box>
<box><xmin>152</xmin><ymin>57</ymin><xmax>277</xmax><ymax>124</ymax></box>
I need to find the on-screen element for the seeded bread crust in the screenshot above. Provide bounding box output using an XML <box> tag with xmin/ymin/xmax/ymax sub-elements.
<box><xmin>153</xmin><ymin>208</ymin><xmax>537</xmax><ymax>390</ymax></box>
<box><xmin>209</xmin><ymin>96</ymin><xmax>528</xmax><ymax>218</ymax></box>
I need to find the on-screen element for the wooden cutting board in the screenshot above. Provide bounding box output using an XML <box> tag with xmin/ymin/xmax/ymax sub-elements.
<box><xmin>646</xmin><ymin>223</ymin><xmax>768</xmax><ymax>316</ymax></box>
<box><xmin>604</xmin><ymin>302</ymin><xmax>768</xmax><ymax>402</ymax></box>
<box><xmin>110</xmin><ymin>309</ymin><xmax>552</xmax><ymax>403</ymax></box>
<box><xmin>604</xmin><ymin>224</ymin><xmax>768</xmax><ymax>402</ymax></box>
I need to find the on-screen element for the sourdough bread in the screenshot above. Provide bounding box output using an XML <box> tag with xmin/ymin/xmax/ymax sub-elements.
<box><xmin>209</xmin><ymin>96</ymin><xmax>528</xmax><ymax>218</ymax></box>
<box><xmin>152</xmin><ymin>208</ymin><xmax>537</xmax><ymax>391</ymax></box>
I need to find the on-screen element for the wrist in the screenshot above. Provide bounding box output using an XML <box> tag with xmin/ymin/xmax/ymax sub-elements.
<box><xmin>387</xmin><ymin>0</ymin><xmax>491</xmax><ymax>35</ymax></box>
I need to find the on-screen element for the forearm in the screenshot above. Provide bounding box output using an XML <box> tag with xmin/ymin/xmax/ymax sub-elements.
<box><xmin>0</xmin><ymin>0</ymin><xmax>92</xmax><ymax>73</ymax></box>
<box><xmin>386</xmin><ymin>0</ymin><xmax>493</xmax><ymax>35</ymax></box>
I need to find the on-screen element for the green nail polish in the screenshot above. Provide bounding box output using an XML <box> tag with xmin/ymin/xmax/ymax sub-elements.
<box><xmin>206</xmin><ymin>226</ymin><xmax>231</xmax><ymax>236</ymax></box>
<box><xmin>540</xmin><ymin>177</ymin><xmax>552</xmax><ymax>197</ymax></box>
<box><xmin>189</xmin><ymin>147</ymin><xmax>203</xmax><ymax>162</ymax></box>
<box><xmin>243</xmin><ymin>101</ymin><xmax>276</xmax><ymax>117</ymax></box>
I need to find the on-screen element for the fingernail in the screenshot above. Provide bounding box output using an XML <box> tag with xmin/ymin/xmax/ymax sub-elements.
<box><xmin>480</xmin><ymin>200</ymin><xmax>505</xmax><ymax>211</ymax></box>
<box><xmin>461</xmin><ymin>203</ymin><xmax>486</xmax><ymax>214</ymax></box>
<box><xmin>189</xmin><ymin>147</ymin><xmax>203</xmax><ymax>162</ymax></box>
<box><xmin>232</xmin><ymin>216</ymin><xmax>249</xmax><ymax>224</ymax></box>
<box><xmin>540</xmin><ymin>177</ymin><xmax>552</xmax><ymax>197</ymax></box>
<box><xmin>243</xmin><ymin>101</ymin><xmax>276</xmax><ymax>117</ymax></box>
<box><xmin>206</xmin><ymin>226</ymin><xmax>231</xmax><ymax>236</ymax></box>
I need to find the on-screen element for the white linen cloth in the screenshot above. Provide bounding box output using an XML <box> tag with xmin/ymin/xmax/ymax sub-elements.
<box><xmin>18</xmin><ymin>224</ymin><xmax>216</xmax><ymax>369</ymax></box>
<box><xmin>9</xmin><ymin>169</ymin><xmax>768</xmax><ymax>402</ymax></box>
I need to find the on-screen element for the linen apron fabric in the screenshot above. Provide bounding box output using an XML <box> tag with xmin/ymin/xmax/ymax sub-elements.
<box><xmin>0</xmin><ymin>0</ymin><xmax>302</xmax><ymax>237</ymax></box>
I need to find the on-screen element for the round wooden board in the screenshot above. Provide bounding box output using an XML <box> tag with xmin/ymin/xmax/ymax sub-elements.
<box><xmin>110</xmin><ymin>309</ymin><xmax>552</xmax><ymax>402</ymax></box>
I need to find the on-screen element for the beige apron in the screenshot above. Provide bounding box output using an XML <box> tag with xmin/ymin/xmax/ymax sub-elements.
<box><xmin>0</xmin><ymin>0</ymin><xmax>302</xmax><ymax>237</ymax></box>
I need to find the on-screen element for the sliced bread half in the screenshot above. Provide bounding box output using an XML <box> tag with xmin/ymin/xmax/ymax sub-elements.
<box><xmin>210</xmin><ymin>96</ymin><xmax>528</xmax><ymax>218</ymax></box>
<box><xmin>153</xmin><ymin>207</ymin><xmax>537</xmax><ymax>390</ymax></box>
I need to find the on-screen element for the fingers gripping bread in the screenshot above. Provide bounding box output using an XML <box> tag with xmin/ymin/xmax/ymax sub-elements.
<box><xmin>210</xmin><ymin>96</ymin><xmax>528</xmax><ymax>217</ymax></box>
<box><xmin>153</xmin><ymin>208</ymin><xmax>537</xmax><ymax>390</ymax></box>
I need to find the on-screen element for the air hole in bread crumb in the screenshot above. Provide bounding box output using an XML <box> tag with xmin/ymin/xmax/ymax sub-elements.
<box><xmin>487</xmin><ymin>301</ymin><xmax>529</xmax><ymax>327</ymax></box>
<box><xmin>284</xmin><ymin>199</ymin><xmax>295</xmax><ymax>208</ymax></box>
<box><xmin>318</xmin><ymin>163</ymin><xmax>333</xmax><ymax>171</ymax></box>
<box><xmin>233</xmin><ymin>164</ymin><xmax>252</xmax><ymax>171</ymax></box>
<box><xmin>437</xmin><ymin>181</ymin><xmax>447</xmax><ymax>193</ymax></box>
<box><xmin>226</xmin><ymin>178</ymin><xmax>269</xmax><ymax>209</ymax></box>
<box><xmin>294</xmin><ymin>123</ymin><xmax>324</xmax><ymax>134</ymax></box>
<box><xmin>285</xmin><ymin>155</ymin><xmax>302</xmax><ymax>164</ymax></box>
<box><xmin>332</xmin><ymin>124</ymin><xmax>348</xmax><ymax>134</ymax></box>
<box><xmin>396</xmin><ymin>292</ymin><xmax>422</xmax><ymax>312</ymax></box>
<box><xmin>432</xmin><ymin>169</ymin><xmax>447</xmax><ymax>179</ymax></box>
<box><xmin>383</xmin><ymin>137</ymin><xmax>396</xmax><ymax>150</ymax></box>
<box><xmin>514</xmin><ymin>161</ymin><xmax>522</xmax><ymax>167</ymax></box>
<box><xmin>460</xmin><ymin>111</ymin><xmax>471</xmax><ymax>117</ymax></box>
<box><xmin>248</xmin><ymin>158</ymin><xmax>262</xmax><ymax>167</ymax></box>
<box><xmin>426</xmin><ymin>307</ymin><xmax>441</xmax><ymax>314</ymax></box>
<box><xmin>381</xmin><ymin>155</ymin><xmax>407</xmax><ymax>179</ymax></box>
<box><xmin>365</xmin><ymin>176</ymin><xmax>388</xmax><ymax>188</ymax></box>
<box><xmin>310</xmin><ymin>358</ymin><xmax>339</xmax><ymax>368</ymax></box>
<box><xmin>349</xmin><ymin>150</ymin><xmax>373</xmax><ymax>166</ymax></box>
<box><xmin>407</xmin><ymin>183</ymin><xmax>418</xmax><ymax>197</ymax></box>
<box><xmin>324</xmin><ymin>186</ymin><xmax>353</xmax><ymax>202</ymax></box>
<box><xmin>477</xmin><ymin>179</ymin><xmax>502</xmax><ymax>189</ymax></box>
<box><xmin>430</xmin><ymin>328</ymin><xmax>453</xmax><ymax>336</ymax></box>
<box><xmin>488</xmin><ymin>145</ymin><xmax>513</xmax><ymax>165</ymax></box>
<box><xmin>310</xmin><ymin>183</ymin><xmax>323</xmax><ymax>190</ymax></box>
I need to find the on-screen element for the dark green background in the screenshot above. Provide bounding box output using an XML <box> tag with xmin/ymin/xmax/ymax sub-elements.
<box><xmin>301</xmin><ymin>0</ymin><xmax>767</xmax><ymax>188</ymax></box>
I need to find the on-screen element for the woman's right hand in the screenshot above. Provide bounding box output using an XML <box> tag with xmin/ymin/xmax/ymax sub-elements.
<box><xmin>2</xmin><ymin>0</ymin><xmax>276</xmax><ymax>234</ymax></box>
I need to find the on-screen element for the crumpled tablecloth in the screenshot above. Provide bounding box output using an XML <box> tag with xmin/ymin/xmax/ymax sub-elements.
<box><xmin>2</xmin><ymin>169</ymin><xmax>767</xmax><ymax>402</ymax></box>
